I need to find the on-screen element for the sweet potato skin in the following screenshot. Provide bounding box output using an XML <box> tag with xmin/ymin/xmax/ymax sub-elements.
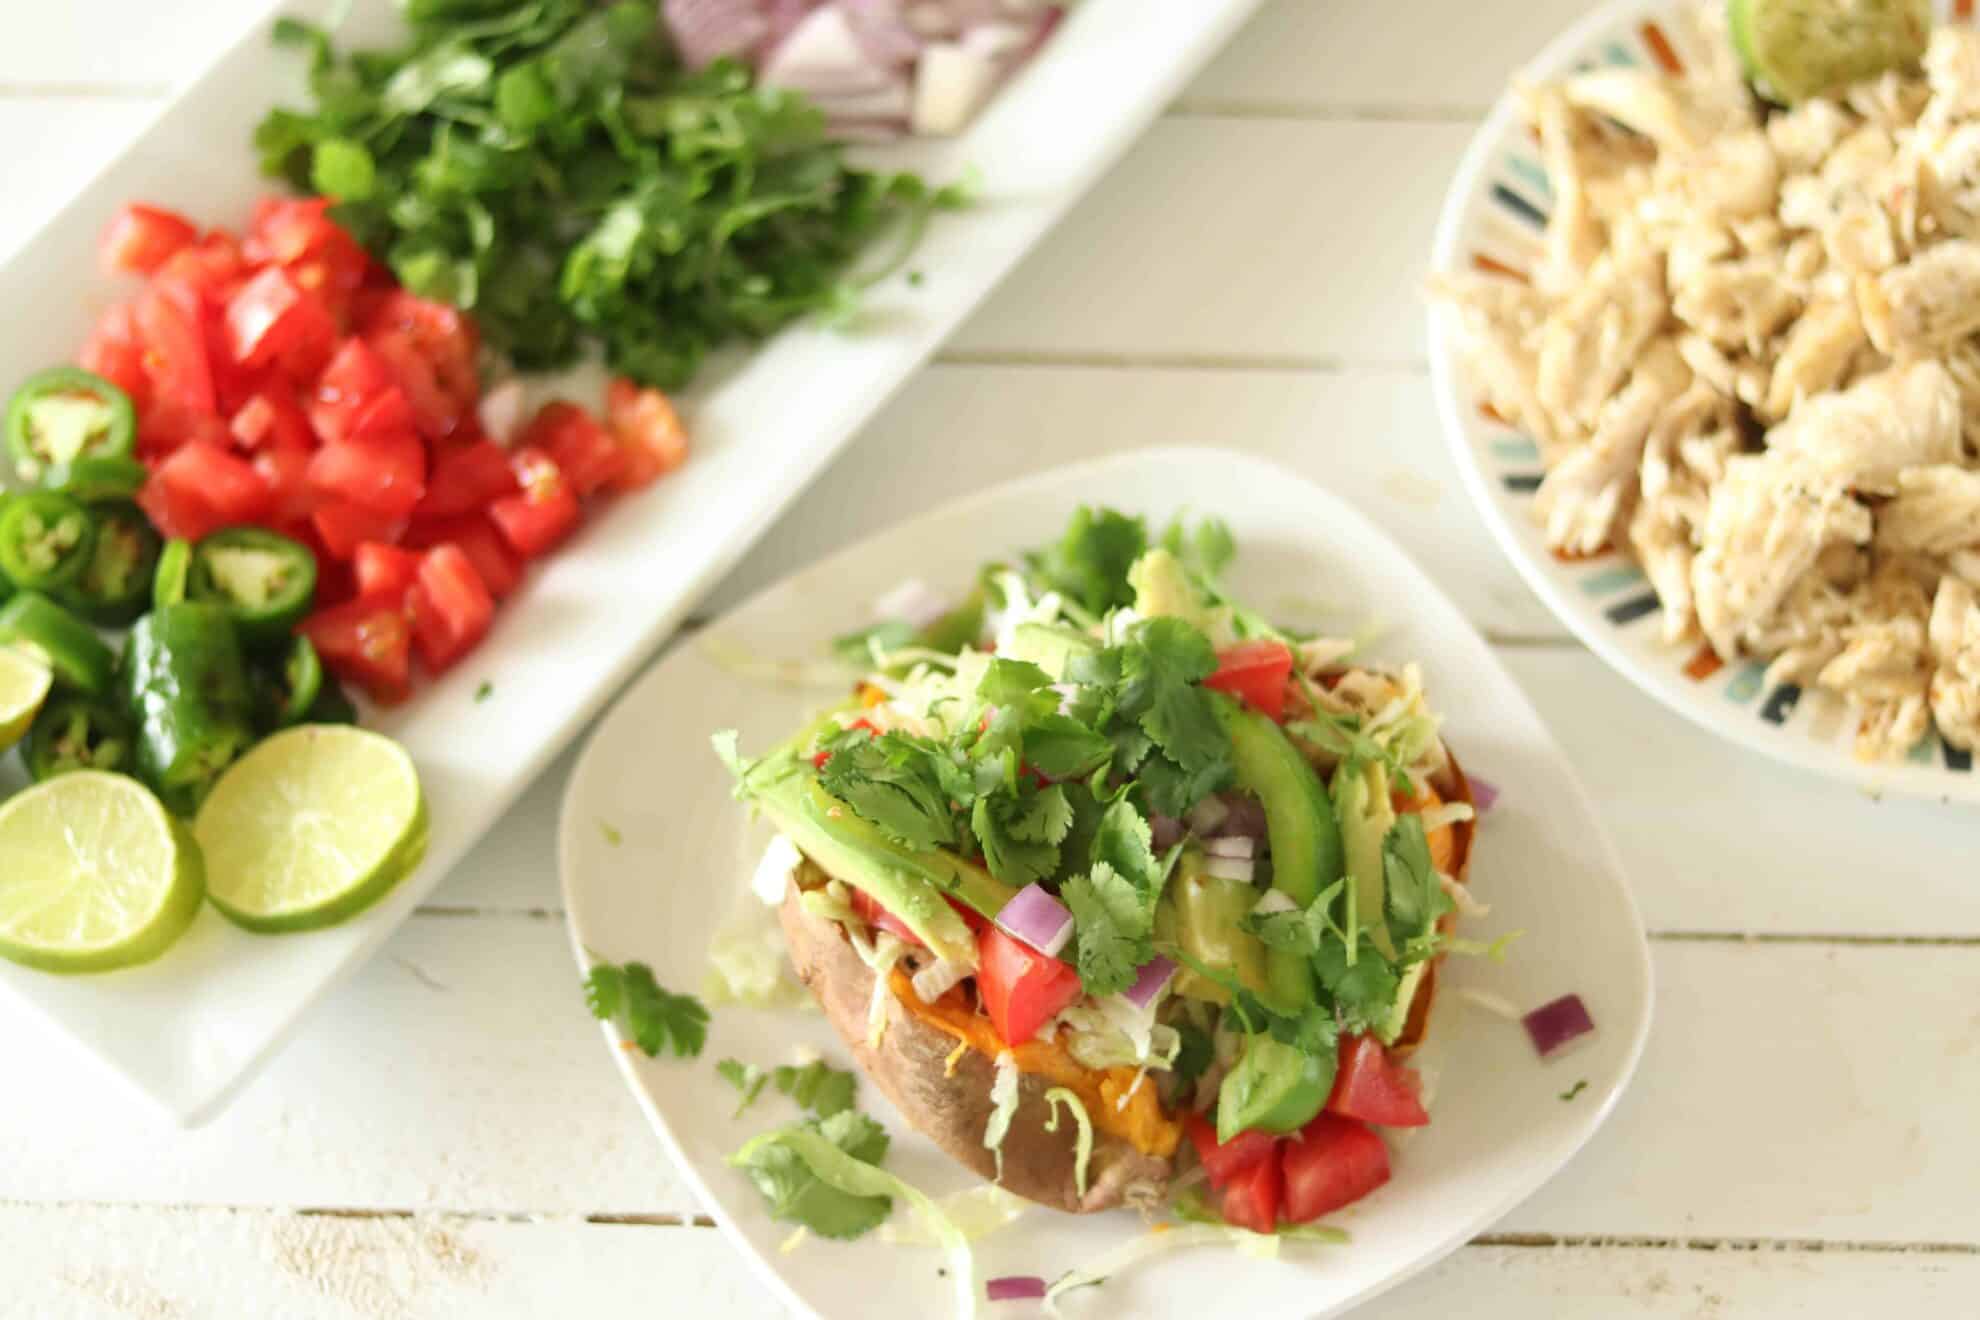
<box><xmin>1392</xmin><ymin>750</ymin><xmax>1478</xmax><ymax>1057</ymax></box>
<box><xmin>777</xmin><ymin>884</ymin><xmax>1170</xmax><ymax>1214</ymax></box>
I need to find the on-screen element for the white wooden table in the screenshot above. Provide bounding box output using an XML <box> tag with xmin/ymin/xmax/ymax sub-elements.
<box><xmin>8</xmin><ymin>3</ymin><xmax>1980</xmax><ymax>1316</ymax></box>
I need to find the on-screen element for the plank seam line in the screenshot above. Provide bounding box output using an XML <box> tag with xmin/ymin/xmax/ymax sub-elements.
<box><xmin>930</xmin><ymin>348</ymin><xmax>1428</xmax><ymax>375</ymax></box>
<box><xmin>1650</xmin><ymin>930</ymin><xmax>1980</xmax><ymax>947</ymax></box>
<box><xmin>1473</xmin><ymin>1232</ymin><xmax>1980</xmax><ymax>1256</ymax></box>
<box><xmin>1168</xmin><ymin>98</ymin><xmax>1487</xmax><ymax>125</ymax></box>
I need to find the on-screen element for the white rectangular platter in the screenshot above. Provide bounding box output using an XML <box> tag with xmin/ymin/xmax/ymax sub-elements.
<box><xmin>0</xmin><ymin>0</ymin><xmax>1266</xmax><ymax>1125</ymax></box>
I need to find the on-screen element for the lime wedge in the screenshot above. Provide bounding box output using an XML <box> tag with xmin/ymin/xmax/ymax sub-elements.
<box><xmin>0</xmin><ymin>644</ymin><xmax>53</xmax><ymax>751</ymax></box>
<box><xmin>0</xmin><ymin>771</ymin><xmax>205</xmax><ymax>973</ymax></box>
<box><xmin>1730</xmin><ymin>0</ymin><xmax>1931</xmax><ymax>104</ymax></box>
<box><xmin>194</xmin><ymin>725</ymin><xmax>427</xmax><ymax>933</ymax></box>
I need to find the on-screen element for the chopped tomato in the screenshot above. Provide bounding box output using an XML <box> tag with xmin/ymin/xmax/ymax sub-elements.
<box><xmin>1185</xmin><ymin>1112</ymin><xmax>1280</xmax><ymax>1191</ymax></box>
<box><xmin>308</xmin><ymin>432</ymin><xmax>427</xmax><ymax>519</ymax></box>
<box><xmin>223</xmin><ymin>265</ymin><xmax>336</xmax><ymax>372</ymax></box>
<box><xmin>249</xmin><ymin>438</ymin><xmax>318</xmax><ymax>525</ymax></box>
<box><xmin>850</xmin><ymin>886</ymin><xmax>924</xmax><ymax>948</ymax></box>
<box><xmin>100</xmin><ymin>204</ymin><xmax>201</xmax><ymax>277</ymax></box>
<box><xmin>309</xmin><ymin>338</ymin><xmax>396</xmax><ymax>445</ymax></box>
<box><xmin>153</xmin><ymin>235</ymin><xmax>246</xmax><ymax>313</ymax></box>
<box><xmin>408</xmin><ymin>544</ymin><xmax>495</xmax><ymax>673</ymax></box>
<box><xmin>136</xmin><ymin>475</ymin><xmax>225</xmax><ymax>543</ymax></box>
<box><xmin>344</xmin><ymin>386</ymin><xmax>419</xmax><ymax>449</ymax></box>
<box><xmin>79</xmin><ymin>302</ymin><xmax>151</xmax><ymax>410</ymax></box>
<box><xmin>1203</xmin><ymin>639</ymin><xmax>1296</xmax><ymax>722</ymax></box>
<box><xmin>810</xmin><ymin>717</ymin><xmax>879</xmax><ymax>769</ymax></box>
<box><xmin>353</xmin><ymin>542</ymin><xmax>424</xmax><ymax>602</ymax></box>
<box><xmin>367</xmin><ymin>329</ymin><xmax>464</xmax><ymax>442</ymax></box>
<box><xmin>312</xmin><ymin>500</ymin><xmax>409</xmax><ymax>561</ymax></box>
<box><xmin>975</xmin><ymin>924</ymin><xmax>1083</xmax><ymax>1047</ymax></box>
<box><xmin>404</xmin><ymin>513</ymin><xmax>522</xmax><ymax>600</ymax></box>
<box><xmin>137</xmin><ymin>400</ymin><xmax>230</xmax><ymax>459</ymax></box>
<box><xmin>521</xmin><ymin>401</ymin><xmax>622</xmax><ymax>497</ymax></box>
<box><xmin>1280</xmin><ymin>1114</ymin><xmax>1390</xmax><ymax>1223</ymax></box>
<box><xmin>418</xmin><ymin>439</ymin><xmax>519</xmax><ymax>517</ymax></box>
<box><xmin>487</xmin><ymin>446</ymin><xmax>581</xmax><ymax>558</ymax></box>
<box><xmin>134</xmin><ymin>284</ymin><xmax>216</xmax><ymax>418</ymax></box>
<box><xmin>301</xmin><ymin>595</ymin><xmax>413</xmax><ymax>705</ymax></box>
<box><xmin>1220</xmin><ymin>1149</ymin><xmax>1283</xmax><ymax>1234</ymax></box>
<box><xmin>358</xmin><ymin>290</ymin><xmax>478</xmax><ymax>407</ymax></box>
<box><xmin>1325</xmin><ymin>1035</ymin><xmax>1429</xmax><ymax>1128</ymax></box>
<box><xmin>604</xmin><ymin>377</ymin><xmax>690</xmax><ymax>489</ymax></box>
<box><xmin>228</xmin><ymin>384</ymin><xmax>312</xmax><ymax>451</ymax></box>
<box><xmin>148</xmin><ymin>442</ymin><xmax>271</xmax><ymax>535</ymax></box>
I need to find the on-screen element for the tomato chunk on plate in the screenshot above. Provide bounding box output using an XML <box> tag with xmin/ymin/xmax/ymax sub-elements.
<box><xmin>418</xmin><ymin>439</ymin><xmax>519</xmax><ymax>518</ymax></box>
<box><xmin>223</xmin><ymin>265</ymin><xmax>336</xmax><ymax>371</ymax></box>
<box><xmin>1220</xmin><ymin>1148</ymin><xmax>1283</xmax><ymax>1234</ymax></box>
<box><xmin>353</xmin><ymin>542</ymin><xmax>424</xmax><ymax>602</ymax></box>
<box><xmin>312</xmin><ymin>500</ymin><xmax>409</xmax><ymax>562</ymax></box>
<box><xmin>1281</xmin><ymin>1113</ymin><xmax>1391</xmax><ymax>1224</ymax></box>
<box><xmin>521</xmin><ymin>401</ymin><xmax>622</xmax><ymax>498</ymax></box>
<box><xmin>1203</xmin><ymin>639</ymin><xmax>1295</xmax><ymax>722</ymax></box>
<box><xmin>404</xmin><ymin>513</ymin><xmax>522</xmax><ymax>601</ymax></box>
<box><xmin>604</xmin><ymin>377</ymin><xmax>690</xmax><ymax>489</ymax></box>
<box><xmin>487</xmin><ymin>446</ymin><xmax>581</xmax><ymax>559</ymax></box>
<box><xmin>1326</xmin><ymin>1034</ymin><xmax>1429</xmax><ymax>1128</ymax></box>
<box><xmin>1185</xmin><ymin>1112</ymin><xmax>1279</xmax><ymax>1191</ymax></box>
<box><xmin>307</xmin><ymin>431</ymin><xmax>427</xmax><ymax>518</ymax></box>
<box><xmin>100</xmin><ymin>203</ymin><xmax>201</xmax><ymax>277</ymax></box>
<box><xmin>146</xmin><ymin>442</ymin><xmax>271</xmax><ymax>538</ymax></box>
<box><xmin>301</xmin><ymin>595</ymin><xmax>413</xmax><ymax>705</ymax></box>
<box><xmin>975</xmin><ymin>924</ymin><xmax>1083</xmax><ymax>1047</ymax></box>
<box><xmin>408</xmin><ymin>544</ymin><xmax>494</xmax><ymax>674</ymax></box>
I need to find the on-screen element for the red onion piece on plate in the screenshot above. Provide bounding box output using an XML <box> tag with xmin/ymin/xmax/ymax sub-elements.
<box><xmin>987</xmin><ymin>1275</ymin><xmax>1048</xmax><ymax>1302</ymax></box>
<box><xmin>1468</xmin><ymin>774</ymin><xmax>1500</xmax><ymax>813</ymax></box>
<box><xmin>1121</xmin><ymin>955</ymin><xmax>1177</xmax><ymax>1009</ymax></box>
<box><xmin>995</xmin><ymin>883</ymin><xmax>1073</xmax><ymax>957</ymax></box>
<box><xmin>662</xmin><ymin>0</ymin><xmax>770</xmax><ymax>69</ymax></box>
<box><xmin>1522</xmin><ymin>994</ymin><xmax>1594</xmax><ymax>1057</ymax></box>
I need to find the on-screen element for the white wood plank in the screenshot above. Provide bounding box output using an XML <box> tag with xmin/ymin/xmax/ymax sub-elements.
<box><xmin>1183</xmin><ymin>0</ymin><xmax>1597</xmax><ymax>116</ymax></box>
<box><xmin>1504</xmin><ymin>650</ymin><xmax>1980</xmax><ymax>936</ymax></box>
<box><xmin>951</xmin><ymin>119</ymin><xmax>1473</xmax><ymax>366</ymax></box>
<box><xmin>702</xmin><ymin>363</ymin><xmax>1559</xmax><ymax>641</ymax></box>
<box><xmin>0</xmin><ymin>1209</ymin><xmax>779</xmax><ymax>1320</ymax></box>
<box><xmin>10</xmin><ymin>1210</ymin><xmax>1979</xmax><ymax>1320</ymax></box>
<box><xmin>1</xmin><ymin>915</ymin><xmax>702</xmax><ymax>1216</ymax></box>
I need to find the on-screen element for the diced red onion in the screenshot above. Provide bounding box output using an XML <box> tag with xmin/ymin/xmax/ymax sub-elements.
<box><xmin>904</xmin><ymin>1</ymin><xmax>959</xmax><ymax>37</ymax></box>
<box><xmin>986</xmin><ymin>1276</ymin><xmax>1048</xmax><ymax>1302</ymax></box>
<box><xmin>764</xmin><ymin>7</ymin><xmax>896</xmax><ymax>96</ymax></box>
<box><xmin>840</xmin><ymin>0</ymin><xmax>929</xmax><ymax>67</ymax></box>
<box><xmin>1209</xmin><ymin>794</ymin><xmax>1267</xmax><ymax>841</ymax></box>
<box><xmin>1522</xmin><ymin>994</ymin><xmax>1595</xmax><ymax>1058</ymax></box>
<box><xmin>1148</xmin><ymin>813</ymin><xmax>1184</xmax><ymax>851</ymax></box>
<box><xmin>1203</xmin><ymin>855</ymin><xmax>1254</xmax><ymax>884</ymax></box>
<box><xmin>911</xmin><ymin>41</ymin><xmax>1001</xmax><ymax>135</ymax></box>
<box><xmin>960</xmin><ymin>19</ymin><xmax>1028</xmax><ymax>60</ymax></box>
<box><xmin>913</xmin><ymin>956</ymin><xmax>969</xmax><ymax>1003</ymax></box>
<box><xmin>1120</xmin><ymin>955</ymin><xmax>1177</xmax><ymax>1009</ymax></box>
<box><xmin>759</xmin><ymin>0</ymin><xmax>813</xmax><ymax>53</ymax></box>
<box><xmin>995</xmin><ymin>883</ymin><xmax>1074</xmax><ymax>957</ymax></box>
<box><xmin>1469</xmin><ymin>775</ymin><xmax>1501</xmax><ymax>813</ymax></box>
<box><xmin>1183</xmin><ymin>797</ymin><xmax>1229</xmax><ymax>835</ymax></box>
<box><xmin>663</xmin><ymin>0</ymin><xmax>771</xmax><ymax>69</ymax></box>
<box><xmin>1204</xmin><ymin>836</ymin><xmax>1254</xmax><ymax>860</ymax></box>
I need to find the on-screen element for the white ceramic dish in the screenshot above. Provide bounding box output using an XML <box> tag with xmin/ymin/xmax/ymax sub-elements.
<box><xmin>561</xmin><ymin>448</ymin><xmax>1653</xmax><ymax>1319</ymax></box>
<box><xmin>1426</xmin><ymin>0</ymin><xmax>1980</xmax><ymax>805</ymax></box>
<box><xmin>0</xmin><ymin>0</ymin><xmax>1267</xmax><ymax>1126</ymax></box>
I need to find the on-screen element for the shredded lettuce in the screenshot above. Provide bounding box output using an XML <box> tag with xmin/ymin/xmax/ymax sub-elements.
<box><xmin>739</xmin><ymin>1126</ymin><xmax>977</xmax><ymax>1319</ymax></box>
<box><xmin>881</xmin><ymin>1183</ymin><xmax>1032</xmax><ymax>1245</ymax></box>
<box><xmin>849</xmin><ymin>930</ymin><xmax>910</xmax><ymax>1048</ymax></box>
<box><xmin>751</xmin><ymin>834</ymin><xmax>804</xmax><ymax>906</ymax></box>
<box><xmin>1042</xmin><ymin>1223</ymin><xmax>1348</xmax><ymax>1315</ymax></box>
<box><xmin>1053</xmin><ymin>997</ymin><xmax>1181</xmax><ymax>1074</ymax></box>
<box><xmin>982</xmin><ymin>1051</ymin><xmax>1021</xmax><ymax>1182</ymax></box>
<box><xmin>705</xmin><ymin>895</ymin><xmax>807</xmax><ymax>1008</ymax></box>
<box><xmin>1041</xmin><ymin>1087</ymin><xmax>1094</xmax><ymax>1202</ymax></box>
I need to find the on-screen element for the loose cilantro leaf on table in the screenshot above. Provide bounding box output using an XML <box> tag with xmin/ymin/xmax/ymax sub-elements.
<box><xmin>257</xmin><ymin>3</ymin><xmax>965</xmax><ymax>391</ymax></box>
<box><xmin>730</xmin><ymin>1110</ymin><xmax>894</xmax><ymax>1241</ymax></box>
<box><xmin>719</xmin><ymin>1059</ymin><xmax>769</xmax><ymax>1116</ymax></box>
<box><xmin>584</xmin><ymin>960</ymin><xmax>709</xmax><ymax>1058</ymax></box>
<box><xmin>774</xmin><ymin>1060</ymin><xmax>858</xmax><ymax>1119</ymax></box>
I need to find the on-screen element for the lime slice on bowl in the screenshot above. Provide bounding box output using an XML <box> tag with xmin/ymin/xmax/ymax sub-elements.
<box><xmin>1729</xmin><ymin>0</ymin><xmax>1931</xmax><ymax>103</ymax></box>
<box><xmin>0</xmin><ymin>644</ymin><xmax>53</xmax><ymax>750</ymax></box>
<box><xmin>0</xmin><ymin>771</ymin><xmax>205</xmax><ymax>973</ymax></box>
<box><xmin>194</xmin><ymin>724</ymin><xmax>427</xmax><ymax>933</ymax></box>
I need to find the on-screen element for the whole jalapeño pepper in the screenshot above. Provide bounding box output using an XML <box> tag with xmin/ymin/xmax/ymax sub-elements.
<box><xmin>119</xmin><ymin>602</ymin><xmax>256</xmax><ymax>816</ymax></box>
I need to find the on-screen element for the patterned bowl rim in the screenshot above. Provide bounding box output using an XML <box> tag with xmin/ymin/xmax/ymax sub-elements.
<box><xmin>1424</xmin><ymin>0</ymin><xmax>1979</xmax><ymax>805</ymax></box>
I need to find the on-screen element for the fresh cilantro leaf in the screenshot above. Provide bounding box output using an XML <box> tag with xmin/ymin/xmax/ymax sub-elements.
<box><xmin>1383</xmin><ymin>814</ymin><xmax>1453</xmax><ymax>964</ymax></box>
<box><xmin>1061</xmin><ymin>861</ymin><xmax>1156</xmax><ymax>996</ymax></box>
<box><xmin>1312</xmin><ymin>933</ymin><xmax>1400</xmax><ymax>1035</ymax></box>
<box><xmin>817</xmin><ymin>727</ymin><xmax>964</xmax><ymax>852</ymax></box>
<box><xmin>1090</xmin><ymin>796</ymin><xmax>1160</xmax><ymax>891</ymax></box>
<box><xmin>719</xmin><ymin>1059</ymin><xmax>769</xmax><ymax>1116</ymax></box>
<box><xmin>1118</xmin><ymin>620</ymin><xmax>1230</xmax><ymax>788</ymax></box>
<box><xmin>583</xmin><ymin>961</ymin><xmax>710</xmax><ymax>1058</ymax></box>
<box><xmin>1024</xmin><ymin>506</ymin><xmax>1147</xmax><ymax>616</ymax></box>
<box><xmin>730</xmin><ymin>1110</ymin><xmax>894</xmax><ymax>1241</ymax></box>
<box><xmin>1172</xmin><ymin>1023</ymin><xmax>1214</xmax><ymax>1086</ymax></box>
<box><xmin>976</xmin><ymin>657</ymin><xmax>1057</xmax><ymax>709</ymax></box>
<box><xmin>971</xmin><ymin>785</ymin><xmax>1068</xmax><ymax>886</ymax></box>
<box><xmin>311</xmin><ymin>137</ymin><xmax>377</xmax><ymax>202</ymax></box>
<box><xmin>1560</xmin><ymin>1079</ymin><xmax>1589</xmax><ymax>1102</ymax></box>
<box><xmin>774</xmin><ymin>1060</ymin><xmax>858</xmax><ymax>1118</ymax></box>
<box><xmin>1020</xmin><ymin>715</ymin><xmax>1114</xmax><ymax>781</ymax></box>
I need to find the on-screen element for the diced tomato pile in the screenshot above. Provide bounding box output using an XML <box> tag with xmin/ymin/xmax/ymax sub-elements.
<box><xmin>1186</xmin><ymin>1033</ymin><xmax>1428</xmax><ymax>1230</ymax></box>
<box><xmin>87</xmin><ymin>199</ymin><xmax>690</xmax><ymax>705</ymax></box>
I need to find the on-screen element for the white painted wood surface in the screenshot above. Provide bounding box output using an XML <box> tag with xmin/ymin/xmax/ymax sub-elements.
<box><xmin>7</xmin><ymin>2</ymin><xmax>1980</xmax><ymax>1316</ymax></box>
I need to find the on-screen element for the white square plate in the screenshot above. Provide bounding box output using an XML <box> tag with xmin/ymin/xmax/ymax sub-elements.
<box><xmin>0</xmin><ymin>0</ymin><xmax>1266</xmax><ymax>1124</ymax></box>
<box><xmin>560</xmin><ymin>447</ymin><xmax>1653</xmax><ymax>1318</ymax></box>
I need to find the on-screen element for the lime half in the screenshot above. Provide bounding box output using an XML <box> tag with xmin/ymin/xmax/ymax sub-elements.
<box><xmin>1730</xmin><ymin>0</ymin><xmax>1931</xmax><ymax>103</ymax></box>
<box><xmin>195</xmin><ymin>725</ymin><xmax>427</xmax><ymax>933</ymax></box>
<box><xmin>0</xmin><ymin>771</ymin><xmax>205</xmax><ymax>973</ymax></box>
<box><xmin>0</xmin><ymin>645</ymin><xmax>53</xmax><ymax>751</ymax></box>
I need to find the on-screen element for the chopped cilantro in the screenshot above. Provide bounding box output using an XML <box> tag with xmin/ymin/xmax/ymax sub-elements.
<box><xmin>729</xmin><ymin>1110</ymin><xmax>894</xmax><ymax>1241</ymax></box>
<box><xmin>1024</xmin><ymin>506</ymin><xmax>1147</xmax><ymax>617</ymax></box>
<box><xmin>583</xmin><ymin>961</ymin><xmax>709</xmax><ymax>1059</ymax></box>
<box><xmin>474</xmin><ymin>680</ymin><xmax>493</xmax><ymax>703</ymax></box>
<box><xmin>1061</xmin><ymin>861</ymin><xmax>1157</xmax><ymax>996</ymax></box>
<box><xmin>1383</xmin><ymin>814</ymin><xmax>1453</xmax><ymax>965</ymax></box>
<box><xmin>773</xmin><ymin>1060</ymin><xmax>857</xmax><ymax>1118</ymax></box>
<box><xmin>1171</xmin><ymin>1023</ymin><xmax>1214</xmax><ymax>1086</ymax></box>
<box><xmin>599</xmin><ymin>819</ymin><xmax>623</xmax><ymax>846</ymax></box>
<box><xmin>719</xmin><ymin>1059</ymin><xmax>769</xmax><ymax>1116</ymax></box>
<box><xmin>1560</xmin><ymin>1080</ymin><xmax>1589</xmax><ymax>1102</ymax></box>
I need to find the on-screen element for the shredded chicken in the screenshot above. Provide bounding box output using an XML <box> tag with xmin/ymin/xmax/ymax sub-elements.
<box><xmin>1435</xmin><ymin>9</ymin><xmax>1980</xmax><ymax>760</ymax></box>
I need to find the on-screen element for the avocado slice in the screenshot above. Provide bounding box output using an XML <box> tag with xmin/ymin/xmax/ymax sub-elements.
<box><xmin>1127</xmin><ymin>547</ymin><xmax>1223</xmax><ymax>636</ymax></box>
<box><xmin>1379</xmin><ymin>959</ymin><xmax>1429</xmax><ymax>1044</ymax></box>
<box><xmin>746</xmin><ymin>762</ymin><xmax>1020</xmax><ymax>968</ymax></box>
<box><xmin>1214</xmin><ymin>695</ymin><xmax>1346</xmax><ymax>1006</ymax></box>
<box><xmin>1002</xmin><ymin>621</ymin><xmax>1098</xmax><ymax>680</ymax></box>
<box><xmin>1155</xmin><ymin>848</ymin><xmax>1280</xmax><ymax>1007</ymax></box>
<box><xmin>1332</xmin><ymin>759</ymin><xmax>1396</xmax><ymax>957</ymax></box>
